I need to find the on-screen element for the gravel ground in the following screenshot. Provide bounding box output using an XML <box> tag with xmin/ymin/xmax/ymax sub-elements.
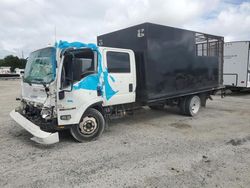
<box><xmin>0</xmin><ymin>80</ymin><xmax>250</xmax><ymax>188</ymax></box>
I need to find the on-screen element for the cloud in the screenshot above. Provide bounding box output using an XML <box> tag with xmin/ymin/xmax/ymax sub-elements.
<box><xmin>184</xmin><ymin>1</ymin><xmax>250</xmax><ymax>41</ymax></box>
<box><xmin>0</xmin><ymin>0</ymin><xmax>249</xmax><ymax>58</ymax></box>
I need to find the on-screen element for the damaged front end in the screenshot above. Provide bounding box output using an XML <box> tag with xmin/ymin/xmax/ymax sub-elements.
<box><xmin>10</xmin><ymin>99</ymin><xmax>59</xmax><ymax>145</ymax></box>
<box><xmin>10</xmin><ymin>46</ymin><xmax>60</xmax><ymax>144</ymax></box>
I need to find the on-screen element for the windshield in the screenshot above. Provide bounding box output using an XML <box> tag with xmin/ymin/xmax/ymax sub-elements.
<box><xmin>24</xmin><ymin>47</ymin><xmax>56</xmax><ymax>84</ymax></box>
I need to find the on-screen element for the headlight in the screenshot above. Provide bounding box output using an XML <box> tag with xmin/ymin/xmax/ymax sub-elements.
<box><xmin>20</xmin><ymin>101</ymin><xmax>27</xmax><ymax>114</ymax></box>
<box><xmin>41</xmin><ymin>107</ymin><xmax>52</xmax><ymax>120</ymax></box>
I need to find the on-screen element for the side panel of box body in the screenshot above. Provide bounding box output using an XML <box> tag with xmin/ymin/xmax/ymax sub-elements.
<box><xmin>145</xmin><ymin>23</ymin><xmax>221</xmax><ymax>101</ymax></box>
<box><xmin>97</xmin><ymin>23</ymin><xmax>149</xmax><ymax>102</ymax></box>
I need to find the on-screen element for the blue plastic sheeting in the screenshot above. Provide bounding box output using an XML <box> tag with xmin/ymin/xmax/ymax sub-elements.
<box><xmin>97</xmin><ymin>58</ymin><xmax>118</xmax><ymax>100</ymax></box>
<box><xmin>103</xmin><ymin>71</ymin><xmax>118</xmax><ymax>100</ymax></box>
<box><xmin>56</xmin><ymin>40</ymin><xmax>98</xmax><ymax>51</ymax></box>
<box><xmin>96</xmin><ymin>46</ymin><xmax>118</xmax><ymax>100</ymax></box>
<box><xmin>109</xmin><ymin>75</ymin><xmax>115</xmax><ymax>82</ymax></box>
<box><xmin>73</xmin><ymin>74</ymin><xmax>99</xmax><ymax>90</ymax></box>
<box><xmin>56</xmin><ymin>40</ymin><xmax>118</xmax><ymax>100</ymax></box>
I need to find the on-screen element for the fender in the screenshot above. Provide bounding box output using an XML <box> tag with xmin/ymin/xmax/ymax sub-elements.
<box><xmin>58</xmin><ymin>97</ymin><xmax>103</xmax><ymax>125</ymax></box>
<box><xmin>73</xmin><ymin>97</ymin><xmax>103</xmax><ymax>125</ymax></box>
<box><xmin>88</xmin><ymin>101</ymin><xmax>104</xmax><ymax>115</ymax></box>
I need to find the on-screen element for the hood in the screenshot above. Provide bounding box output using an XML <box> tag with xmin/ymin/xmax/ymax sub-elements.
<box><xmin>21</xmin><ymin>81</ymin><xmax>48</xmax><ymax>104</ymax></box>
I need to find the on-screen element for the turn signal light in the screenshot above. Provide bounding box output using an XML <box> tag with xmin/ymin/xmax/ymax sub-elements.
<box><xmin>60</xmin><ymin>115</ymin><xmax>71</xmax><ymax>120</ymax></box>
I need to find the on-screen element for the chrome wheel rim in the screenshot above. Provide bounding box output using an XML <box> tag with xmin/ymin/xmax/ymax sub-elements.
<box><xmin>190</xmin><ymin>97</ymin><xmax>200</xmax><ymax>114</ymax></box>
<box><xmin>79</xmin><ymin>116</ymin><xmax>98</xmax><ymax>135</ymax></box>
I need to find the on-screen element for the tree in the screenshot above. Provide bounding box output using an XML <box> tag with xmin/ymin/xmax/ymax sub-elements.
<box><xmin>0</xmin><ymin>59</ymin><xmax>4</xmax><ymax>67</ymax></box>
<box><xmin>0</xmin><ymin>55</ymin><xmax>27</xmax><ymax>72</ymax></box>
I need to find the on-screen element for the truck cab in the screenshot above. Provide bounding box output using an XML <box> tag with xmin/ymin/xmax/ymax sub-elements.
<box><xmin>10</xmin><ymin>41</ymin><xmax>136</xmax><ymax>144</ymax></box>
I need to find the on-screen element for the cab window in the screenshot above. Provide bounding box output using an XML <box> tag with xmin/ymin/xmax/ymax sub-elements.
<box><xmin>107</xmin><ymin>51</ymin><xmax>130</xmax><ymax>73</ymax></box>
<box><xmin>61</xmin><ymin>49</ymin><xmax>97</xmax><ymax>88</ymax></box>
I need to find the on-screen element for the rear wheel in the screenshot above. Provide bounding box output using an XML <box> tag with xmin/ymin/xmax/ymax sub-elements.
<box><xmin>179</xmin><ymin>97</ymin><xmax>187</xmax><ymax>115</ymax></box>
<box><xmin>185</xmin><ymin>95</ymin><xmax>201</xmax><ymax>116</ymax></box>
<box><xmin>70</xmin><ymin>108</ymin><xmax>105</xmax><ymax>142</ymax></box>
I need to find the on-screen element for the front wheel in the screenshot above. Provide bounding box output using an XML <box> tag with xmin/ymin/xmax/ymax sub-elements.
<box><xmin>70</xmin><ymin>108</ymin><xmax>105</xmax><ymax>142</ymax></box>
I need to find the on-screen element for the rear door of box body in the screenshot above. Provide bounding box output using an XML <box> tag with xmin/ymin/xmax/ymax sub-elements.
<box><xmin>224</xmin><ymin>41</ymin><xmax>249</xmax><ymax>88</ymax></box>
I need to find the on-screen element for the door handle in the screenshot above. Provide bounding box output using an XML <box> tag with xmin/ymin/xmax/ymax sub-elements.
<box><xmin>129</xmin><ymin>84</ymin><xmax>133</xmax><ymax>92</ymax></box>
<box><xmin>97</xmin><ymin>86</ymin><xmax>102</xmax><ymax>96</ymax></box>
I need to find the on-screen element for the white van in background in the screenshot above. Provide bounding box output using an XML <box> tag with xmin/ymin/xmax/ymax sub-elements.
<box><xmin>223</xmin><ymin>41</ymin><xmax>250</xmax><ymax>90</ymax></box>
<box><xmin>15</xmin><ymin>68</ymin><xmax>25</xmax><ymax>77</ymax></box>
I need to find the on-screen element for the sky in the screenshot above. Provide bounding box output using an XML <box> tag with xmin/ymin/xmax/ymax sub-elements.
<box><xmin>0</xmin><ymin>0</ymin><xmax>249</xmax><ymax>58</ymax></box>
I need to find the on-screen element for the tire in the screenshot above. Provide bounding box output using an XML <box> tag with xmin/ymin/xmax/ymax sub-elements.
<box><xmin>149</xmin><ymin>104</ymin><xmax>165</xmax><ymax>110</ymax></box>
<box><xmin>179</xmin><ymin>97</ymin><xmax>187</xmax><ymax>115</ymax></box>
<box><xmin>199</xmin><ymin>94</ymin><xmax>207</xmax><ymax>107</ymax></box>
<box><xmin>184</xmin><ymin>95</ymin><xmax>201</xmax><ymax>116</ymax></box>
<box><xmin>70</xmin><ymin>108</ymin><xmax>105</xmax><ymax>142</ymax></box>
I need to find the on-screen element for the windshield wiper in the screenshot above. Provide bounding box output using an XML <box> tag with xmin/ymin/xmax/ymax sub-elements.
<box><xmin>40</xmin><ymin>81</ymin><xmax>50</xmax><ymax>97</ymax></box>
<box><xmin>23</xmin><ymin>77</ymin><xmax>32</xmax><ymax>86</ymax></box>
<box><xmin>26</xmin><ymin>80</ymin><xmax>32</xmax><ymax>86</ymax></box>
<box><xmin>33</xmin><ymin>78</ymin><xmax>44</xmax><ymax>81</ymax></box>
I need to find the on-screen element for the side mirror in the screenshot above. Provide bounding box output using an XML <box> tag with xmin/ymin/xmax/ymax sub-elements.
<box><xmin>72</xmin><ymin>58</ymin><xmax>82</xmax><ymax>81</ymax></box>
<box><xmin>65</xmin><ymin>78</ymin><xmax>73</xmax><ymax>92</ymax></box>
<box><xmin>59</xmin><ymin>80</ymin><xmax>73</xmax><ymax>100</ymax></box>
<box><xmin>60</xmin><ymin>77</ymin><xmax>73</xmax><ymax>92</ymax></box>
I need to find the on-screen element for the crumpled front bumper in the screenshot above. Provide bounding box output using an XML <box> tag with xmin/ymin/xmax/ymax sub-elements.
<box><xmin>10</xmin><ymin>110</ymin><xmax>59</xmax><ymax>145</ymax></box>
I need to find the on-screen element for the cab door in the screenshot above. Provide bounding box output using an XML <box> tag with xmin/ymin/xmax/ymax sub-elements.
<box><xmin>102</xmin><ymin>48</ymin><xmax>136</xmax><ymax>106</ymax></box>
<box><xmin>56</xmin><ymin>48</ymin><xmax>99</xmax><ymax>125</ymax></box>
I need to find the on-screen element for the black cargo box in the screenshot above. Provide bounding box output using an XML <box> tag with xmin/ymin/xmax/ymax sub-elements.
<box><xmin>97</xmin><ymin>23</ymin><xmax>224</xmax><ymax>103</ymax></box>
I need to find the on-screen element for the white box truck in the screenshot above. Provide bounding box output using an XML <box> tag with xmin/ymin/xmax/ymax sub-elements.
<box><xmin>10</xmin><ymin>23</ymin><xmax>224</xmax><ymax>144</ymax></box>
<box><xmin>223</xmin><ymin>41</ymin><xmax>250</xmax><ymax>90</ymax></box>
